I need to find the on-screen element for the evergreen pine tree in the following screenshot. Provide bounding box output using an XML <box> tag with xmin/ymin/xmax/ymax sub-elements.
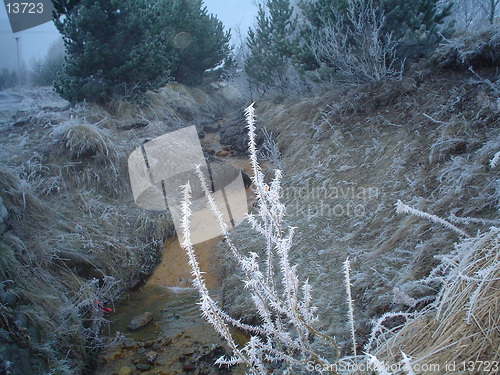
<box><xmin>52</xmin><ymin>0</ymin><xmax>232</xmax><ymax>103</ymax></box>
<box><xmin>378</xmin><ymin>0</ymin><xmax>452</xmax><ymax>56</ymax></box>
<box><xmin>54</xmin><ymin>0</ymin><xmax>174</xmax><ymax>103</ymax></box>
<box><xmin>155</xmin><ymin>0</ymin><xmax>231</xmax><ymax>85</ymax></box>
<box><xmin>245</xmin><ymin>0</ymin><xmax>299</xmax><ymax>91</ymax></box>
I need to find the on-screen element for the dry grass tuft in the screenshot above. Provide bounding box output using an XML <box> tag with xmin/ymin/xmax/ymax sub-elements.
<box><xmin>52</xmin><ymin>117</ymin><xmax>118</xmax><ymax>162</ymax></box>
<box><xmin>0</xmin><ymin>163</ymin><xmax>47</xmax><ymax>220</ymax></box>
<box><xmin>434</xmin><ymin>25</ymin><xmax>500</xmax><ymax>69</ymax></box>
<box><xmin>371</xmin><ymin>228</ymin><xmax>500</xmax><ymax>370</ymax></box>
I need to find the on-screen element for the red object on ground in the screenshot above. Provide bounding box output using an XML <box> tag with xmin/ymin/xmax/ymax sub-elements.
<box><xmin>96</xmin><ymin>300</ymin><xmax>113</xmax><ymax>314</ymax></box>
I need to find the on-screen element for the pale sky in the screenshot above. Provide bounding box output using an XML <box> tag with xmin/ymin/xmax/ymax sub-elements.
<box><xmin>0</xmin><ymin>0</ymin><xmax>257</xmax><ymax>71</ymax></box>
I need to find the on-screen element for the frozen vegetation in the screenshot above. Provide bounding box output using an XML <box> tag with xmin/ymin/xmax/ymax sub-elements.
<box><xmin>0</xmin><ymin>23</ymin><xmax>499</xmax><ymax>375</ymax></box>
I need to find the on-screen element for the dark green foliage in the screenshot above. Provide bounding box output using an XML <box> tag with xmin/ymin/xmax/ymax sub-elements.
<box><xmin>299</xmin><ymin>0</ymin><xmax>348</xmax><ymax>29</ymax></box>
<box><xmin>53</xmin><ymin>0</ymin><xmax>173</xmax><ymax>103</ymax></box>
<box><xmin>158</xmin><ymin>0</ymin><xmax>232</xmax><ymax>85</ymax></box>
<box><xmin>52</xmin><ymin>0</ymin><xmax>231</xmax><ymax>104</ymax></box>
<box><xmin>245</xmin><ymin>0</ymin><xmax>299</xmax><ymax>91</ymax></box>
<box><xmin>51</xmin><ymin>0</ymin><xmax>81</xmax><ymax>15</ymax></box>
<box><xmin>378</xmin><ymin>0</ymin><xmax>453</xmax><ymax>56</ymax></box>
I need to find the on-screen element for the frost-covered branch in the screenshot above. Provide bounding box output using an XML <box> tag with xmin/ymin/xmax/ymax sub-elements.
<box><xmin>490</xmin><ymin>151</ymin><xmax>500</xmax><ymax>169</ymax></box>
<box><xmin>396</xmin><ymin>200</ymin><xmax>469</xmax><ymax>237</ymax></box>
<box><xmin>179</xmin><ymin>103</ymin><xmax>339</xmax><ymax>373</ymax></box>
<box><xmin>310</xmin><ymin>0</ymin><xmax>403</xmax><ymax>82</ymax></box>
<box><xmin>343</xmin><ymin>258</ymin><xmax>357</xmax><ymax>359</ymax></box>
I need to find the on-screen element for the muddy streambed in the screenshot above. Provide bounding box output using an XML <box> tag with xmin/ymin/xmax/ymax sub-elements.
<box><xmin>94</xmin><ymin>269</ymin><xmax>246</xmax><ymax>375</ymax></box>
<box><xmin>95</xmin><ymin>130</ymin><xmax>254</xmax><ymax>375</ymax></box>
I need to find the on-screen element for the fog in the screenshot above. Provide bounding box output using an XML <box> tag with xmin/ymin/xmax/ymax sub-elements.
<box><xmin>0</xmin><ymin>4</ymin><xmax>60</xmax><ymax>71</ymax></box>
<box><xmin>0</xmin><ymin>1</ymin><xmax>256</xmax><ymax>73</ymax></box>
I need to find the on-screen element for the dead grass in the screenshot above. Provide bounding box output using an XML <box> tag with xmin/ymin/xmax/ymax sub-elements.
<box><xmin>220</xmin><ymin>66</ymin><xmax>500</xmax><ymax>357</ymax></box>
<box><xmin>0</xmin><ymin>82</ymin><xmax>242</xmax><ymax>373</ymax></box>
<box><xmin>370</xmin><ymin>228</ymin><xmax>500</xmax><ymax>371</ymax></box>
<box><xmin>52</xmin><ymin>117</ymin><xmax>118</xmax><ymax>162</ymax></box>
<box><xmin>0</xmin><ymin>163</ymin><xmax>47</xmax><ymax>221</ymax></box>
<box><xmin>434</xmin><ymin>24</ymin><xmax>500</xmax><ymax>69</ymax></box>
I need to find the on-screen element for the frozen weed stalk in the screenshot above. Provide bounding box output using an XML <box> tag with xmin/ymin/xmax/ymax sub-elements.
<box><xmin>180</xmin><ymin>104</ymin><xmax>340</xmax><ymax>374</ymax></box>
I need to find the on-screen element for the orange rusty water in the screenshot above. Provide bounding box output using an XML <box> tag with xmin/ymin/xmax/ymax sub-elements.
<box><xmin>147</xmin><ymin>236</ymin><xmax>222</xmax><ymax>290</ymax></box>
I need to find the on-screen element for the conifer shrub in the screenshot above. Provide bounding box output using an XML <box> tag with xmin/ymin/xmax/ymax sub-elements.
<box><xmin>52</xmin><ymin>0</ymin><xmax>231</xmax><ymax>103</ymax></box>
<box><xmin>0</xmin><ymin>68</ymin><xmax>19</xmax><ymax>90</ymax></box>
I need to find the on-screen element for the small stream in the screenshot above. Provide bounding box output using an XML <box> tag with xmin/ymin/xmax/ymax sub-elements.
<box><xmin>95</xmin><ymin>281</ymin><xmax>241</xmax><ymax>375</ymax></box>
<box><xmin>95</xmin><ymin>130</ymin><xmax>253</xmax><ymax>375</ymax></box>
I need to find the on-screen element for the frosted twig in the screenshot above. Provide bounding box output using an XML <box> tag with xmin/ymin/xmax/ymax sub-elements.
<box><xmin>366</xmin><ymin>354</ymin><xmax>392</xmax><ymax>375</ymax></box>
<box><xmin>179</xmin><ymin>104</ymin><xmax>339</xmax><ymax>373</ymax></box>
<box><xmin>449</xmin><ymin>213</ymin><xmax>500</xmax><ymax>226</ymax></box>
<box><xmin>344</xmin><ymin>258</ymin><xmax>357</xmax><ymax>359</ymax></box>
<box><xmin>396</xmin><ymin>200</ymin><xmax>469</xmax><ymax>237</ymax></box>
<box><xmin>401</xmin><ymin>352</ymin><xmax>416</xmax><ymax>375</ymax></box>
<box><xmin>422</xmin><ymin>113</ymin><xmax>447</xmax><ymax>124</ymax></box>
<box><xmin>490</xmin><ymin>151</ymin><xmax>500</xmax><ymax>169</ymax></box>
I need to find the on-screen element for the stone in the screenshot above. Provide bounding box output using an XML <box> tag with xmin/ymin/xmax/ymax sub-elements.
<box><xmin>202</xmin><ymin>124</ymin><xmax>220</xmax><ymax>133</ymax></box>
<box><xmin>101</xmin><ymin>349</ymin><xmax>124</xmax><ymax>362</ymax></box>
<box><xmin>13</xmin><ymin>313</ymin><xmax>28</xmax><ymax>330</ymax></box>
<box><xmin>136</xmin><ymin>363</ymin><xmax>151</xmax><ymax>371</ymax></box>
<box><xmin>241</xmin><ymin>170</ymin><xmax>252</xmax><ymax>189</ymax></box>
<box><xmin>122</xmin><ymin>337</ymin><xmax>138</xmax><ymax>349</ymax></box>
<box><xmin>117</xmin><ymin>366</ymin><xmax>133</xmax><ymax>375</ymax></box>
<box><xmin>0</xmin><ymin>329</ymin><xmax>11</xmax><ymax>342</ymax></box>
<box><xmin>143</xmin><ymin>340</ymin><xmax>155</xmax><ymax>348</ymax></box>
<box><xmin>127</xmin><ymin>279</ymin><xmax>143</xmax><ymax>291</ymax></box>
<box><xmin>127</xmin><ymin>312</ymin><xmax>154</xmax><ymax>331</ymax></box>
<box><xmin>0</xmin><ymin>343</ymin><xmax>35</xmax><ymax>374</ymax></box>
<box><xmin>118</xmin><ymin>122</ymin><xmax>148</xmax><ymax>131</ymax></box>
<box><xmin>219</xmin><ymin>110</ymin><xmax>264</xmax><ymax>154</ymax></box>
<box><xmin>54</xmin><ymin>251</ymin><xmax>104</xmax><ymax>280</ymax></box>
<box><xmin>1</xmin><ymin>291</ymin><xmax>17</xmax><ymax>306</ymax></box>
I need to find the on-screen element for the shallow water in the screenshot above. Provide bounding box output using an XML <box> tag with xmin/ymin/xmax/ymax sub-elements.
<box><xmin>95</xmin><ymin>140</ymin><xmax>253</xmax><ymax>374</ymax></box>
<box><xmin>95</xmin><ymin>232</ymin><xmax>253</xmax><ymax>375</ymax></box>
<box><xmin>105</xmin><ymin>285</ymin><xmax>200</xmax><ymax>342</ymax></box>
<box><xmin>95</xmin><ymin>247</ymin><xmax>245</xmax><ymax>374</ymax></box>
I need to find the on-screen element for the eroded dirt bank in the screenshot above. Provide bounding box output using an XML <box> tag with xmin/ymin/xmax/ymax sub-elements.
<box><xmin>0</xmin><ymin>83</ymin><xmax>247</xmax><ymax>374</ymax></box>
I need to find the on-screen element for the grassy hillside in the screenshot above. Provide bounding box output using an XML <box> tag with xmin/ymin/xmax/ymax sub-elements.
<box><xmin>0</xmin><ymin>83</ymin><xmax>244</xmax><ymax>374</ymax></box>
<box><xmin>222</xmin><ymin>54</ymin><xmax>499</xmax><ymax>363</ymax></box>
<box><xmin>0</xmin><ymin>27</ymin><xmax>499</xmax><ymax>374</ymax></box>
